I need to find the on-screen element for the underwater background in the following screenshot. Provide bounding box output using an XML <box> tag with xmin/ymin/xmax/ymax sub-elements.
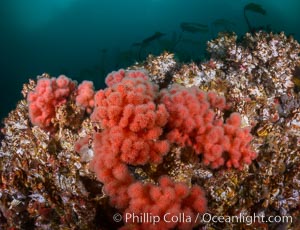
<box><xmin>1</xmin><ymin>0</ymin><xmax>300</xmax><ymax>121</ymax></box>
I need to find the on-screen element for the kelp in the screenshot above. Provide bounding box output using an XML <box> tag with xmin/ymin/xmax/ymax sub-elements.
<box><xmin>180</xmin><ymin>22</ymin><xmax>209</xmax><ymax>34</ymax></box>
<box><xmin>244</xmin><ymin>3</ymin><xmax>267</xmax><ymax>15</ymax></box>
<box><xmin>243</xmin><ymin>3</ymin><xmax>267</xmax><ymax>32</ymax></box>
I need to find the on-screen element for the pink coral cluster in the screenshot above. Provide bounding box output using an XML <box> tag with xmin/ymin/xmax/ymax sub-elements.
<box><xmin>124</xmin><ymin>178</ymin><xmax>206</xmax><ymax>230</ymax></box>
<box><xmin>75</xmin><ymin>81</ymin><xmax>95</xmax><ymax>113</ymax></box>
<box><xmin>159</xmin><ymin>84</ymin><xmax>256</xmax><ymax>169</ymax></box>
<box><xmin>89</xmin><ymin>69</ymin><xmax>257</xmax><ymax>229</ymax></box>
<box><xmin>92</xmin><ymin>129</ymin><xmax>206</xmax><ymax>230</ymax></box>
<box><xmin>27</xmin><ymin>75</ymin><xmax>75</xmax><ymax>129</ymax></box>
<box><xmin>28</xmin><ymin>69</ymin><xmax>256</xmax><ymax>229</ymax></box>
<box><xmin>105</xmin><ymin>69</ymin><xmax>148</xmax><ymax>87</ymax></box>
<box><xmin>92</xmin><ymin>71</ymin><xmax>170</xmax><ymax>165</ymax></box>
<box><xmin>91</xmin><ymin>70</ymin><xmax>207</xmax><ymax>229</ymax></box>
<box><xmin>28</xmin><ymin>76</ymin><xmax>96</xmax><ymax>130</ymax></box>
<box><xmin>92</xmin><ymin>131</ymin><xmax>134</xmax><ymax>209</ymax></box>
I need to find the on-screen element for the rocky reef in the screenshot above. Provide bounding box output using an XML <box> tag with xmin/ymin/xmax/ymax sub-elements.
<box><xmin>0</xmin><ymin>31</ymin><xmax>299</xmax><ymax>229</ymax></box>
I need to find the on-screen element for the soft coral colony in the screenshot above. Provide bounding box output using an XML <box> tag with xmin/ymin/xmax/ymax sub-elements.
<box><xmin>0</xmin><ymin>31</ymin><xmax>299</xmax><ymax>229</ymax></box>
<box><xmin>90</xmin><ymin>70</ymin><xmax>256</xmax><ymax>230</ymax></box>
<box><xmin>28</xmin><ymin>67</ymin><xmax>255</xmax><ymax>229</ymax></box>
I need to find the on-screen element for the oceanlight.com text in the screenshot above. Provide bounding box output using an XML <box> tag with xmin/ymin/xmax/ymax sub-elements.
<box><xmin>199</xmin><ymin>213</ymin><xmax>292</xmax><ymax>226</ymax></box>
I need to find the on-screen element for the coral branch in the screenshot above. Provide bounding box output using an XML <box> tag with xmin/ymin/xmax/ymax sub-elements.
<box><xmin>27</xmin><ymin>75</ymin><xmax>75</xmax><ymax>129</ymax></box>
<box><xmin>159</xmin><ymin>84</ymin><xmax>256</xmax><ymax>169</ymax></box>
<box><xmin>76</xmin><ymin>80</ymin><xmax>95</xmax><ymax>113</ymax></box>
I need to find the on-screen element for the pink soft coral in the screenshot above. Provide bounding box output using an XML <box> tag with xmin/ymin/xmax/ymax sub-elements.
<box><xmin>75</xmin><ymin>80</ymin><xmax>95</xmax><ymax>113</ymax></box>
<box><xmin>91</xmin><ymin>131</ymin><xmax>134</xmax><ymax>209</ymax></box>
<box><xmin>105</xmin><ymin>69</ymin><xmax>126</xmax><ymax>87</ymax></box>
<box><xmin>90</xmin><ymin>70</ymin><xmax>207</xmax><ymax>229</ymax></box>
<box><xmin>105</xmin><ymin>69</ymin><xmax>148</xmax><ymax>87</ymax></box>
<box><xmin>123</xmin><ymin>177</ymin><xmax>206</xmax><ymax>230</ymax></box>
<box><xmin>27</xmin><ymin>75</ymin><xmax>75</xmax><ymax>129</ymax></box>
<box><xmin>91</xmin><ymin>127</ymin><xmax>206</xmax><ymax>230</ymax></box>
<box><xmin>92</xmin><ymin>71</ymin><xmax>169</xmax><ymax>165</ymax></box>
<box><xmin>89</xmin><ymin>69</ymin><xmax>256</xmax><ymax>229</ymax></box>
<box><xmin>159</xmin><ymin>84</ymin><xmax>256</xmax><ymax>169</ymax></box>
